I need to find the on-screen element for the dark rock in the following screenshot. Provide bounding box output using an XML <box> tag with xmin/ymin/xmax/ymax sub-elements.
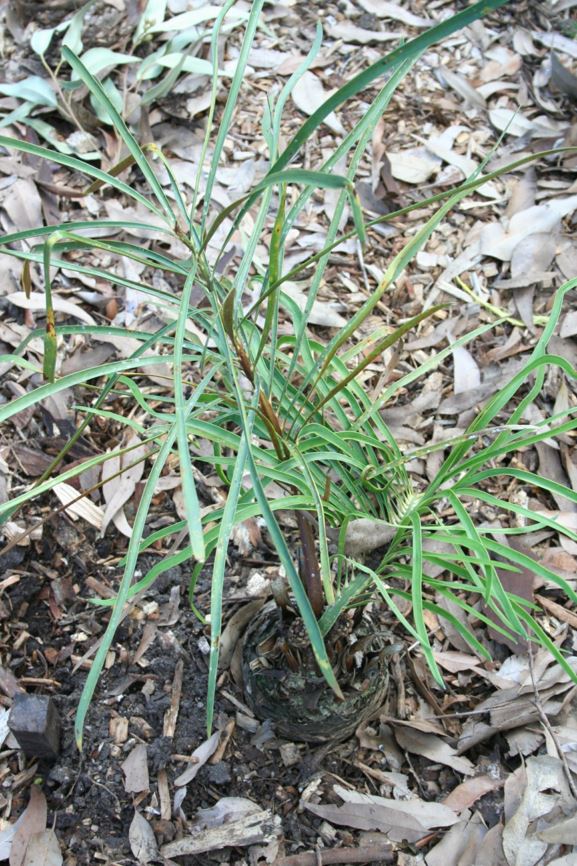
<box><xmin>8</xmin><ymin>694</ymin><xmax>61</xmax><ymax>759</ymax></box>
<box><xmin>206</xmin><ymin>761</ymin><xmax>232</xmax><ymax>786</ymax></box>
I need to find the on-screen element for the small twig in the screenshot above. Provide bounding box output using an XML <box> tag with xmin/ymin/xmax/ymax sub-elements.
<box><xmin>40</xmin><ymin>55</ymin><xmax>85</xmax><ymax>133</ymax></box>
<box><xmin>528</xmin><ymin>646</ymin><xmax>577</xmax><ymax>800</ymax></box>
<box><xmin>275</xmin><ymin>845</ymin><xmax>394</xmax><ymax>866</ymax></box>
<box><xmin>163</xmin><ymin>658</ymin><xmax>184</xmax><ymax>738</ymax></box>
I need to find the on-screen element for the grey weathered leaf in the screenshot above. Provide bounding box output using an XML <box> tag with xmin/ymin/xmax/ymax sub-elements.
<box><xmin>533</xmin><ymin>31</ymin><xmax>577</xmax><ymax>60</ymax></box>
<box><xmin>129</xmin><ymin>811</ymin><xmax>159</xmax><ymax>865</ymax></box>
<box><xmin>282</xmin><ymin>282</ymin><xmax>347</xmax><ymax>328</ymax></box>
<box><xmin>7</xmin><ymin>292</ymin><xmax>96</xmax><ymax>326</ymax></box>
<box><xmin>435</xmin><ymin>68</ymin><xmax>486</xmax><ymax>108</ymax></box>
<box><xmin>502</xmin><ymin>756</ymin><xmax>573</xmax><ymax>866</ymax></box>
<box><xmin>480</xmin><ymin>196</ymin><xmax>577</xmax><ymax>261</ymax></box>
<box><xmin>425</xmin><ymin>813</ymin><xmax>487</xmax><ymax>866</ymax></box>
<box><xmin>505</xmin><ymin>171</ymin><xmax>536</xmax><ymax>218</ymax></box>
<box><xmin>174</xmin><ymin>731</ymin><xmax>220</xmax><ymax>786</ymax></box>
<box><xmin>551</xmin><ymin>52</ymin><xmax>577</xmax><ymax>99</ymax></box>
<box><xmin>305</xmin><ymin>784</ymin><xmax>458</xmax><ymax>843</ymax></box>
<box><xmin>537</xmin><ymin>813</ymin><xmax>577</xmax><ymax>845</ymax></box>
<box><xmin>22</xmin><ymin>830</ymin><xmax>62</xmax><ymax>866</ymax></box>
<box><xmin>9</xmin><ymin>787</ymin><xmax>47</xmax><ymax>866</ymax></box>
<box><xmin>489</xmin><ymin>107</ymin><xmax>566</xmax><ymax>138</ymax></box>
<box><xmin>101</xmin><ymin>434</ymin><xmax>147</xmax><ymax>537</ymax></box>
<box><xmin>393</xmin><ymin>725</ymin><xmax>475</xmax><ymax>776</ymax></box>
<box><xmin>386</xmin><ymin>147</ymin><xmax>440</xmax><ymax>184</ymax></box>
<box><xmin>121</xmin><ymin>744</ymin><xmax>150</xmax><ymax>793</ymax></box>
<box><xmin>510</xmin><ymin>233</ymin><xmax>556</xmax><ymax>281</ymax></box>
<box><xmin>452</xmin><ymin>346</ymin><xmax>481</xmax><ymax>394</ymax></box>
<box><xmin>326</xmin><ymin>22</ymin><xmax>402</xmax><ymax>44</ymax></box>
<box><xmin>292</xmin><ymin>72</ymin><xmax>345</xmax><ymax>135</ymax></box>
<box><xmin>356</xmin><ymin>0</ymin><xmax>431</xmax><ymax>27</ymax></box>
<box><xmin>344</xmin><ymin>519</ymin><xmax>396</xmax><ymax>557</ymax></box>
<box><xmin>2</xmin><ymin>179</ymin><xmax>42</xmax><ymax>231</ymax></box>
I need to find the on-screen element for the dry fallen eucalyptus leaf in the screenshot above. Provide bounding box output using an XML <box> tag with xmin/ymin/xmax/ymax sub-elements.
<box><xmin>502</xmin><ymin>755</ymin><xmax>575</xmax><ymax>866</ymax></box>
<box><xmin>393</xmin><ymin>724</ymin><xmax>475</xmax><ymax>776</ymax></box>
<box><xmin>282</xmin><ymin>282</ymin><xmax>347</xmax><ymax>328</ymax></box>
<box><xmin>7</xmin><ymin>292</ymin><xmax>96</xmax><ymax>326</ymax></box>
<box><xmin>452</xmin><ymin>345</ymin><xmax>481</xmax><ymax>394</ymax></box>
<box><xmin>101</xmin><ymin>433</ymin><xmax>147</xmax><ymax>537</ymax></box>
<box><xmin>344</xmin><ymin>519</ymin><xmax>396</xmax><ymax>558</ymax></box>
<box><xmin>1</xmin><ymin>178</ymin><xmax>42</xmax><ymax>231</ymax></box>
<box><xmin>52</xmin><ymin>482</ymin><xmax>104</xmax><ymax>530</ymax></box>
<box><xmin>356</xmin><ymin>0</ymin><xmax>431</xmax><ymax>26</ymax></box>
<box><xmin>174</xmin><ymin>730</ymin><xmax>220</xmax><ymax>786</ymax></box>
<box><xmin>305</xmin><ymin>783</ymin><xmax>459</xmax><ymax>843</ymax></box>
<box><xmin>22</xmin><ymin>830</ymin><xmax>62</xmax><ymax>866</ymax></box>
<box><xmin>386</xmin><ymin>148</ymin><xmax>440</xmax><ymax>184</ymax></box>
<box><xmin>480</xmin><ymin>196</ymin><xmax>577</xmax><ymax>261</ymax></box>
<box><xmin>129</xmin><ymin>811</ymin><xmax>159</xmax><ymax>865</ymax></box>
<box><xmin>425</xmin><ymin>812</ymin><xmax>487</xmax><ymax>866</ymax></box>
<box><xmin>326</xmin><ymin>22</ymin><xmax>402</xmax><ymax>44</ymax></box>
<box><xmin>9</xmin><ymin>787</ymin><xmax>47</xmax><ymax>866</ymax></box>
<box><xmin>121</xmin><ymin>743</ymin><xmax>150</xmax><ymax>793</ymax></box>
<box><xmin>443</xmin><ymin>775</ymin><xmax>504</xmax><ymax>812</ymax></box>
<box><xmin>292</xmin><ymin>71</ymin><xmax>345</xmax><ymax>136</ymax></box>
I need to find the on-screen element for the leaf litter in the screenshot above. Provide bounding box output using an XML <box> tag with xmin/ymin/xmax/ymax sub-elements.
<box><xmin>2</xmin><ymin>0</ymin><xmax>577</xmax><ymax>864</ymax></box>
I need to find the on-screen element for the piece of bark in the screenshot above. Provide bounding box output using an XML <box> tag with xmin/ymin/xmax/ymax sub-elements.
<box><xmin>161</xmin><ymin>809</ymin><xmax>276</xmax><ymax>857</ymax></box>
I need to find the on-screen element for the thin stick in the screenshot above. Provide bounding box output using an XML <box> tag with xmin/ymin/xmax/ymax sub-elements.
<box><xmin>528</xmin><ymin>646</ymin><xmax>577</xmax><ymax>800</ymax></box>
<box><xmin>275</xmin><ymin>845</ymin><xmax>394</xmax><ymax>866</ymax></box>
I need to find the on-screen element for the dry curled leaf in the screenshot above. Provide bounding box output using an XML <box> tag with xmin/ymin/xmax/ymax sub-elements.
<box><xmin>52</xmin><ymin>482</ymin><xmax>104</xmax><ymax>530</ymax></box>
<box><xmin>326</xmin><ymin>22</ymin><xmax>402</xmax><ymax>44</ymax></box>
<box><xmin>7</xmin><ymin>292</ymin><xmax>96</xmax><ymax>326</ymax></box>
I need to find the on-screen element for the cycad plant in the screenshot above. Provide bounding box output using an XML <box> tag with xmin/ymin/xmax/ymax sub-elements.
<box><xmin>1</xmin><ymin>0</ymin><xmax>576</xmax><ymax>746</ymax></box>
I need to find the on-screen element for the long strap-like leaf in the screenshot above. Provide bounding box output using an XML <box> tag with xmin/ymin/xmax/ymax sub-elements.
<box><xmin>271</xmin><ymin>0</ymin><xmax>511</xmax><ymax>174</ymax></box>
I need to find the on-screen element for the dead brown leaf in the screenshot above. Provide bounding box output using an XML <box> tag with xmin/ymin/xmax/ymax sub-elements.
<box><xmin>443</xmin><ymin>775</ymin><xmax>504</xmax><ymax>812</ymax></box>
